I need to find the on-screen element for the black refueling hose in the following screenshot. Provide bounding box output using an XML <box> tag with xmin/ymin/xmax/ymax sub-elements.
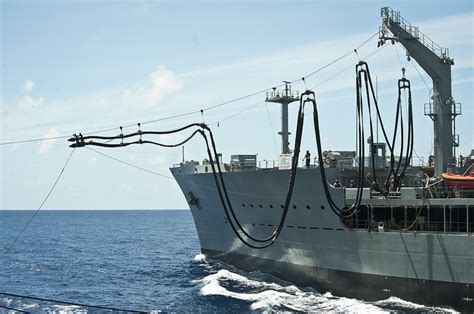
<box><xmin>69</xmin><ymin>121</ymin><xmax>304</xmax><ymax>249</ymax></box>
<box><xmin>68</xmin><ymin>61</ymin><xmax>414</xmax><ymax>248</ymax></box>
<box><xmin>355</xmin><ymin>62</ymin><xmax>414</xmax><ymax>193</ymax></box>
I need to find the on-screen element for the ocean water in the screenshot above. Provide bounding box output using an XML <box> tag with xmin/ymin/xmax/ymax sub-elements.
<box><xmin>0</xmin><ymin>210</ymin><xmax>457</xmax><ymax>313</ymax></box>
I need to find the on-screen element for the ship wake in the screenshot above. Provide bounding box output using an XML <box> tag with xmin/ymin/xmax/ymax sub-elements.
<box><xmin>194</xmin><ymin>255</ymin><xmax>459</xmax><ymax>313</ymax></box>
<box><xmin>196</xmin><ymin>268</ymin><xmax>385</xmax><ymax>312</ymax></box>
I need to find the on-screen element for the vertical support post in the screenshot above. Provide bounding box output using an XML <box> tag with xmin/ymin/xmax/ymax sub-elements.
<box><xmin>356</xmin><ymin>208</ymin><xmax>359</xmax><ymax>229</ymax></box>
<box><xmin>449</xmin><ymin>205</ymin><xmax>452</xmax><ymax>232</ymax></box>
<box><xmin>443</xmin><ymin>205</ymin><xmax>446</xmax><ymax>234</ymax></box>
<box><xmin>281</xmin><ymin>102</ymin><xmax>289</xmax><ymax>154</ymax></box>
<box><xmin>390</xmin><ymin>206</ymin><xmax>393</xmax><ymax>230</ymax></box>
<box><xmin>427</xmin><ymin>205</ymin><xmax>430</xmax><ymax>231</ymax></box>
<box><xmin>466</xmin><ymin>205</ymin><xmax>469</xmax><ymax>235</ymax></box>
<box><xmin>404</xmin><ymin>206</ymin><xmax>407</xmax><ymax>229</ymax></box>
<box><xmin>265</xmin><ymin>82</ymin><xmax>298</xmax><ymax>155</ymax></box>
<box><xmin>368</xmin><ymin>206</ymin><xmax>371</xmax><ymax>232</ymax></box>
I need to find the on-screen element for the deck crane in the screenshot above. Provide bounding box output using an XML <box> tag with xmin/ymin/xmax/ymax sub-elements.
<box><xmin>378</xmin><ymin>7</ymin><xmax>461</xmax><ymax>176</ymax></box>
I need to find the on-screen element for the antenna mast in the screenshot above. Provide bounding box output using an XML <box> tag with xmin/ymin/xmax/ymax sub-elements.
<box><xmin>265</xmin><ymin>82</ymin><xmax>299</xmax><ymax>155</ymax></box>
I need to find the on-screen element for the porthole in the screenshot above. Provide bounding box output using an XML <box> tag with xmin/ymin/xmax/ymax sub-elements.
<box><xmin>280</xmin><ymin>205</ymin><xmax>284</xmax><ymax>208</ymax></box>
<box><xmin>250</xmin><ymin>204</ymin><xmax>254</xmax><ymax>208</ymax></box>
<box><xmin>292</xmin><ymin>205</ymin><xmax>297</xmax><ymax>209</ymax></box>
<box><xmin>320</xmin><ymin>205</ymin><xmax>325</xmax><ymax>210</ymax></box>
<box><xmin>242</xmin><ymin>204</ymin><xmax>246</xmax><ymax>207</ymax></box>
<box><xmin>306</xmin><ymin>205</ymin><xmax>311</xmax><ymax>209</ymax></box>
<box><xmin>259</xmin><ymin>204</ymin><xmax>263</xmax><ymax>208</ymax></box>
<box><xmin>269</xmin><ymin>205</ymin><xmax>274</xmax><ymax>208</ymax></box>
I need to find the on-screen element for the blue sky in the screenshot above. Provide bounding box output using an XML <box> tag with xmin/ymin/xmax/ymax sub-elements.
<box><xmin>1</xmin><ymin>0</ymin><xmax>473</xmax><ymax>209</ymax></box>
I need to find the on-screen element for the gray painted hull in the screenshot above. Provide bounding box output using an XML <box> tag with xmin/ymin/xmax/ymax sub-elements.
<box><xmin>171</xmin><ymin>167</ymin><xmax>474</xmax><ymax>311</ymax></box>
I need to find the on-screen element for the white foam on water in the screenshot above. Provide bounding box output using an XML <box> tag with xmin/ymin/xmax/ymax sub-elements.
<box><xmin>1</xmin><ymin>297</ymin><xmax>13</xmax><ymax>306</ymax></box>
<box><xmin>374</xmin><ymin>296</ymin><xmax>459</xmax><ymax>313</ymax></box>
<box><xmin>198</xmin><ymin>269</ymin><xmax>387</xmax><ymax>312</ymax></box>
<box><xmin>194</xmin><ymin>254</ymin><xmax>207</xmax><ymax>262</ymax></box>
<box><xmin>20</xmin><ymin>302</ymin><xmax>40</xmax><ymax>310</ymax></box>
<box><xmin>1</xmin><ymin>297</ymin><xmax>41</xmax><ymax>311</ymax></box>
<box><xmin>44</xmin><ymin>304</ymin><xmax>87</xmax><ymax>314</ymax></box>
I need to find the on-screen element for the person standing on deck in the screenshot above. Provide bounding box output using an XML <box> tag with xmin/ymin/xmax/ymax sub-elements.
<box><xmin>303</xmin><ymin>150</ymin><xmax>311</xmax><ymax>168</ymax></box>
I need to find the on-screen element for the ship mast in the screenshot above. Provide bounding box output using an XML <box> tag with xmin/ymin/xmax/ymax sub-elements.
<box><xmin>379</xmin><ymin>7</ymin><xmax>461</xmax><ymax>176</ymax></box>
<box><xmin>265</xmin><ymin>82</ymin><xmax>299</xmax><ymax>154</ymax></box>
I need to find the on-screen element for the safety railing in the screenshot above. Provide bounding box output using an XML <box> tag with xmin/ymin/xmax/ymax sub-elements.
<box><xmin>453</xmin><ymin>102</ymin><xmax>462</xmax><ymax>116</ymax></box>
<box><xmin>399</xmin><ymin>220</ymin><xmax>473</xmax><ymax>234</ymax></box>
<box><xmin>381</xmin><ymin>7</ymin><xmax>449</xmax><ymax>59</ymax></box>
<box><xmin>426</xmin><ymin>186</ymin><xmax>474</xmax><ymax>199</ymax></box>
<box><xmin>258</xmin><ymin>160</ymin><xmax>278</xmax><ymax>169</ymax></box>
<box><xmin>351</xmin><ymin>219</ymin><xmax>473</xmax><ymax>234</ymax></box>
<box><xmin>424</xmin><ymin>103</ymin><xmax>435</xmax><ymax>116</ymax></box>
<box><xmin>265</xmin><ymin>90</ymin><xmax>300</xmax><ymax>100</ymax></box>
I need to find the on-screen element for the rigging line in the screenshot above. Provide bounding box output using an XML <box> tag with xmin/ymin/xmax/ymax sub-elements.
<box><xmin>362</xmin><ymin>42</ymin><xmax>389</xmax><ymax>61</ymax></box>
<box><xmin>3</xmin><ymin>148</ymin><xmax>76</xmax><ymax>255</ymax></box>
<box><xmin>393</xmin><ymin>44</ymin><xmax>405</xmax><ymax>70</ymax></box>
<box><xmin>213</xmin><ymin>100</ymin><xmax>265</xmax><ymax>124</ymax></box>
<box><xmin>264</xmin><ymin>102</ymin><xmax>279</xmax><ymax>159</ymax></box>
<box><xmin>0</xmin><ymin>34</ymin><xmax>381</xmax><ymax>147</ymax></box>
<box><xmin>214</xmin><ymin>36</ymin><xmax>385</xmax><ymax>127</ymax></box>
<box><xmin>0</xmin><ymin>304</ymin><xmax>29</xmax><ymax>313</ymax></box>
<box><xmin>0</xmin><ymin>292</ymin><xmax>146</xmax><ymax>313</ymax></box>
<box><xmin>298</xmin><ymin>50</ymin><xmax>354</xmax><ymax>82</ymax></box>
<box><xmin>203</xmin><ymin>89</ymin><xmax>278</xmax><ymax>112</ymax></box>
<box><xmin>0</xmin><ymin>134</ymin><xmax>72</xmax><ymax>146</ymax></box>
<box><xmin>86</xmin><ymin>147</ymin><xmax>174</xmax><ymax>180</ymax></box>
<box><xmin>412</xmin><ymin>148</ymin><xmax>425</xmax><ymax>166</ymax></box>
<box><xmin>0</xmin><ymin>111</ymin><xmax>202</xmax><ymax>146</ymax></box>
<box><xmin>311</xmin><ymin>43</ymin><xmax>389</xmax><ymax>90</ymax></box>
<box><xmin>297</xmin><ymin>31</ymin><xmax>379</xmax><ymax>82</ymax></box>
<box><xmin>71</xmin><ymin>123</ymin><xmax>295</xmax><ymax>248</ymax></box>
<box><xmin>355</xmin><ymin>31</ymin><xmax>381</xmax><ymax>50</ymax></box>
<box><xmin>411</xmin><ymin>60</ymin><xmax>431</xmax><ymax>92</ymax></box>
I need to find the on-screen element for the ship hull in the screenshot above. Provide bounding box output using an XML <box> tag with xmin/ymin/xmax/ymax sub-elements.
<box><xmin>171</xmin><ymin>166</ymin><xmax>474</xmax><ymax>311</ymax></box>
<box><xmin>202</xmin><ymin>248</ymin><xmax>473</xmax><ymax>311</ymax></box>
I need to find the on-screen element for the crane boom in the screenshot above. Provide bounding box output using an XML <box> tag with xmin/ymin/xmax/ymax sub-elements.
<box><xmin>379</xmin><ymin>7</ymin><xmax>459</xmax><ymax>176</ymax></box>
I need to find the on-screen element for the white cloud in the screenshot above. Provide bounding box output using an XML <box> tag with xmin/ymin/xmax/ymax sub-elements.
<box><xmin>17</xmin><ymin>95</ymin><xmax>44</xmax><ymax>110</ymax></box>
<box><xmin>120</xmin><ymin>66</ymin><xmax>183</xmax><ymax>109</ymax></box>
<box><xmin>38</xmin><ymin>128</ymin><xmax>60</xmax><ymax>154</ymax></box>
<box><xmin>144</xmin><ymin>66</ymin><xmax>183</xmax><ymax>107</ymax></box>
<box><xmin>24</xmin><ymin>80</ymin><xmax>34</xmax><ymax>93</ymax></box>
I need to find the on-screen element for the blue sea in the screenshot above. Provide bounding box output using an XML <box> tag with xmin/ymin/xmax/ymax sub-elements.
<box><xmin>0</xmin><ymin>210</ymin><xmax>457</xmax><ymax>313</ymax></box>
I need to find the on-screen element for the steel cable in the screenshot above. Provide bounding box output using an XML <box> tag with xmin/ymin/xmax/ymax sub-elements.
<box><xmin>0</xmin><ymin>292</ymin><xmax>146</xmax><ymax>313</ymax></box>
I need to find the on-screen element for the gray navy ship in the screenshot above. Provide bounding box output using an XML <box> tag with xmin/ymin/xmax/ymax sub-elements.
<box><xmin>170</xmin><ymin>8</ymin><xmax>474</xmax><ymax>311</ymax></box>
<box><xmin>69</xmin><ymin>7</ymin><xmax>473</xmax><ymax>312</ymax></box>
